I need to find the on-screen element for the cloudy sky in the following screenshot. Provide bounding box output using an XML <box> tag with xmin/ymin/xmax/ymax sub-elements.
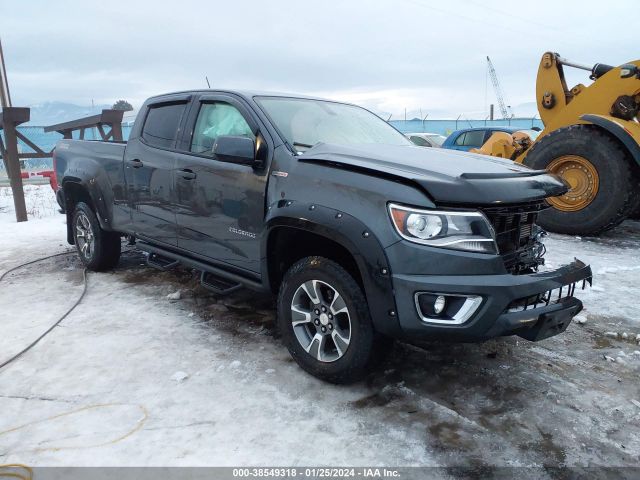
<box><xmin>1</xmin><ymin>0</ymin><xmax>637</xmax><ymax>119</ymax></box>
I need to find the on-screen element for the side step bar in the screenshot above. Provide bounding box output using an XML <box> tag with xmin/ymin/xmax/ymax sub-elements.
<box><xmin>137</xmin><ymin>241</ymin><xmax>263</xmax><ymax>294</ymax></box>
<box><xmin>200</xmin><ymin>271</ymin><xmax>242</xmax><ymax>295</ymax></box>
<box><xmin>147</xmin><ymin>252</ymin><xmax>180</xmax><ymax>271</ymax></box>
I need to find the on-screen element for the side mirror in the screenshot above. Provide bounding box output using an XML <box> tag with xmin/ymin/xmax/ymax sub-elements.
<box><xmin>213</xmin><ymin>135</ymin><xmax>256</xmax><ymax>166</ymax></box>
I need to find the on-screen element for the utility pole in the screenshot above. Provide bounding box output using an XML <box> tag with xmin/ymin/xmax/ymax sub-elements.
<box><xmin>0</xmin><ymin>37</ymin><xmax>28</xmax><ymax>222</ymax></box>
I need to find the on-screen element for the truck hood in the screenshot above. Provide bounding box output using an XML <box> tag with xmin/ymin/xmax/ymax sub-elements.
<box><xmin>298</xmin><ymin>143</ymin><xmax>568</xmax><ymax>205</ymax></box>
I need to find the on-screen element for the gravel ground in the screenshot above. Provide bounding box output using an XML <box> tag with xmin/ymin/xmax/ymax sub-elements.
<box><xmin>1</xmin><ymin>186</ymin><xmax>639</xmax><ymax>475</ymax></box>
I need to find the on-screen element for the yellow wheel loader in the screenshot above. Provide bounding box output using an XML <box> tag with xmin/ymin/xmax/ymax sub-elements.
<box><xmin>471</xmin><ymin>52</ymin><xmax>640</xmax><ymax>235</ymax></box>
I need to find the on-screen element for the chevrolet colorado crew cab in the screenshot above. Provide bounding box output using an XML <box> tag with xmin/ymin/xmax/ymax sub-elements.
<box><xmin>54</xmin><ymin>90</ymin><xmax>592</xmax><ymax>383</ymax></box>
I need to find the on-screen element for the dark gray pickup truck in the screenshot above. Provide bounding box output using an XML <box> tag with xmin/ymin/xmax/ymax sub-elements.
<box><xmin>54</xmin><ymin>90</ymin><xmax>592</xmax><ymax>383</ymax></box>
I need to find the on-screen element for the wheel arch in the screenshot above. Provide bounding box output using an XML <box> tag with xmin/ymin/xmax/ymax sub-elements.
<box><xmin>262</xmin><ymin>204</ymin><xmax>401</xmax><ymax>337</ymax></box>
<box><xmin>61</xmin><ymin>179</ymin><xmax>112</xmax><ymax>244</ymax></box>
<box><xmin>580</xmin><ymin>114</ymin><xmax>640</xmax><ymax>174</ymax></box>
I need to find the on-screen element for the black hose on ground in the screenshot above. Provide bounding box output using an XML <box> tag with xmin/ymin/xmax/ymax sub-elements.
<box><xmin>0</xmin><ymin>251</ymin><xmax>87</xmax><ymax>371</ymax></box>
<box><xmin>0</xmin><ymin>250</ymin><xmax>75</xmax><ymax>282</ymax></box>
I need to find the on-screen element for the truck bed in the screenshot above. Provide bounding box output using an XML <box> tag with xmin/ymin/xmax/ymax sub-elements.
<box><xmin>54</xmin><ymin>139</ymin><xmax>130</xmax><ymax>231</ymax></box>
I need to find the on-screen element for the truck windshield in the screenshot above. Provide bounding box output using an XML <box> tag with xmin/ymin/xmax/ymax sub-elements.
<box><xmin>255</xmin><ymin>97</ymin><xmax>412</xmax><ymax>153</ymax></box>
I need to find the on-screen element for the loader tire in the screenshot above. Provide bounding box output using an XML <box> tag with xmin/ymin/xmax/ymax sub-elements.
<box><xmin>524</xmin><ymin>125</ymin><xmax>636</xmax><ymax>236</ymax></box>
<box><xmin>629</xmin><ymin>184</ymin><xmax>640</xmax><ymax>220</ymax></box>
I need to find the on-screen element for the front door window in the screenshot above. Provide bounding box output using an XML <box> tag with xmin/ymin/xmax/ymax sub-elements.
<box><xmin>191</xmin><ymin>102</ymin><xmax>255</xmax><ymax>156</ymax></box>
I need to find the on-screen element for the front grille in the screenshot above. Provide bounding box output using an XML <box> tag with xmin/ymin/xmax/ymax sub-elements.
<box><xmin>480</xmin><ymin>201</ymin><xmax>549</xmax><ymax>273</ymax></box>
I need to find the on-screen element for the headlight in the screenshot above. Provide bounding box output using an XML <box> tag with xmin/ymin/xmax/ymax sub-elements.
<box><xmin>388</xmin><ymin>203</ymin><xmax>498</xmax><ymax>254</ymax></box>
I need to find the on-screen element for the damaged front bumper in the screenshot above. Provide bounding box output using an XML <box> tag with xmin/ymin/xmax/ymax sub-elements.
<box><xmin>391</xmin><ymin>259</ymin><xmax>593</xmax><ymax>342</ymax></box>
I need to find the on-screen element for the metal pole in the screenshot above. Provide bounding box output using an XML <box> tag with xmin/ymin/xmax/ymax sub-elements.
<box><xmin>556</xmin><ymin>56</ymin><xmax>593</xmax><ymax>72</ymax></box>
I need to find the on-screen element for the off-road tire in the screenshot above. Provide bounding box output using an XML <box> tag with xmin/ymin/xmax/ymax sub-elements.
<box><xmin>629</xmin><ymin>182</ymin><xmax>640</xmax><ymax>220</ymax></box>
<box><xmin>277</xmin><ymin>256</ymin><xmax>385</xmax><ymax>384</ymax></box>
<box><xmin>72</xmin><ymin>202</ymin><xmax>121</xmax><ymax>271</ymax></box>
<box><xmin>525</xmin><ymin>125</ymin><xmax>636</xmax><ymax>235</ymax></box>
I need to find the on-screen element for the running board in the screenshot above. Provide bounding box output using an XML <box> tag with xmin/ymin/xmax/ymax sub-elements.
<box><xmin>147</xmin><ymin>252</ymin><xmax>180</xmax><ymax>271</ymax></box>
<box><xmin>136</xmin><ymin>241</ymin><xmax>263</xmax><ymax>293</ymax></box>
<box><xmin>200</xmin><ymin>271</ymin><xmax>242</xmax><ymax>295</ymax></box>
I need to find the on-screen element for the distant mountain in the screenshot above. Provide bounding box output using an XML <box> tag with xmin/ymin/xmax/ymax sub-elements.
<box><xmin>26</xmin><ymin>101</ymin><xmax>112</xmax><ymax>126</ymax></box>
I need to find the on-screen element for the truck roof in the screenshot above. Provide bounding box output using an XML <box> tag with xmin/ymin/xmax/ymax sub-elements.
<box><xmin>146</xmin><ymin>89</ymin><xmax>333</xmax><ymax>103</ymax></box>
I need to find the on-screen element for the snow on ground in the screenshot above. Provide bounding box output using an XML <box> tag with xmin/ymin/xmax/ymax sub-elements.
<box><xmin>1</xmin><ymin>185</ymin><xmax>640</xmax><ymax>471</ymax></box>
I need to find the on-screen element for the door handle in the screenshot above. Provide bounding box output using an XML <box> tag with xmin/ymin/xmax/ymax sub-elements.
<box><xmin>127</xmin><ymin>158</ymin><xmax>144</xmax><ymax>168</ymax></box>
<box><xmin>178</xmin><ymin>168</ymin><xmax>197</xmax><ymax>180</ymax></box>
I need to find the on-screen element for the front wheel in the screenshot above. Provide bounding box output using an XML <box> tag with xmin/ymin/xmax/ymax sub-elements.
<box><xmin>276</xmin><ymin>256</ymin><xmax>383</xmax><ymax>384</ymax></box>
<box><xmin>72</xmin><ymin>202</ymin><xmax>121</xmax><ymax>271</ymax></box>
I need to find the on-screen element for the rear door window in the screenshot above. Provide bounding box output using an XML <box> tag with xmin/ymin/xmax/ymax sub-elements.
<box><xmin>461</xmin><ymin>130</ymin><xmax>485</xmax><ymax>147</ymax></box>
<box><xmin>454</xmin><ymin>131</ymin><xmax>486</xmax><ymax>147</ymax></box>
<box><xmin>142</xmin><ymin>102</ymin><xmax>187</xmax><ymax>149</ymax></box>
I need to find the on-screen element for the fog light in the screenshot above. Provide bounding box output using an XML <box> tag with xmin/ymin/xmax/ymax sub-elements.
<box><xmin>433</xmin><ymin>295</ymin><xmax>446</xmax><ymax>315</ymax></box>
<box><xmin>415</xmin><ymin>292</ymin><xmax>483</xmax><ymax>325</ymax></box>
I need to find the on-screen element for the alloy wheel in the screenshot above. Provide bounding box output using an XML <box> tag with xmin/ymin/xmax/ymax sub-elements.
<box><xmin>75</xmin><ymin>212</ymin><xmax>95</xmax><ymax>260</ymax></box>
<box><xmin>290</xmin><ymin>279</ymin><xmax>351</xmax><ymax>362</ymax></box>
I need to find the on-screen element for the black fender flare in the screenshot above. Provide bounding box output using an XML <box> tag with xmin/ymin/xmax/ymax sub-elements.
<box><xmin>262</xmin><ymin>200</ymin><xmax>401</xmax><ymax>337</ymax></box>
<box><xmin>581</xmin><ymin>114</ymin><xmax>640</xmax><ymax>170</ymax></box>
<box><xmin>61</xmin><ymin>174</ymin><xmax>114</xmax><ymax>244</ymax></box>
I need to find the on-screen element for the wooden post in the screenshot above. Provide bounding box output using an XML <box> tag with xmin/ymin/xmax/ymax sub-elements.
<box><xmin>1</xmin><ymin>39</ymin><xmax>28</xmax><ymax>222</ymax></box>
<box><xmin>1</xmin><ymin>108</ymin><xmax>29</xmax><ymax>222</ymax></box>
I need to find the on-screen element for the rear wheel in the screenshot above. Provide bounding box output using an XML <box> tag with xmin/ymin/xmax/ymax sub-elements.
<box><xmin>276</xmin><ymin>256</ymin><xmax>384</xmax><ymax>384</ymax></box>
<box><xmin>524</xmin><ymin>125</ymin><xmax>636</xmax><ymax>235</ymax></box>
<box><xmin>72</xmin><ymin>202</ymin><xmax>121</xmax><ymax>271</ymax></box>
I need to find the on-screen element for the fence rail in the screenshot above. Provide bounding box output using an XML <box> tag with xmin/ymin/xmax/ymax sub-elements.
<box><xmin>389</xmin><ymin>117</ymin><xmax>543</xmax><ymax>135</ymax></box>
<box><xmin>0</xmin><ymin>124</ymin><xmax>134</xmax><ymax>172</ymax></box>
<box><xmin>1</xmin><ymin>118</ymin><xmax>544</xmax><ymax>173</ymax></box>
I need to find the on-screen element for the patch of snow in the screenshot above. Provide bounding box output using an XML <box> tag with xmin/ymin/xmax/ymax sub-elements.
<box><xmin>166</xmin><ymin>290</ymin><xmax>181</xmax><ymax>301</ymax></box>
<box><xmin>574</xmin><ymin>315</ymin><xmax>587</xmax><ymax>325</ymax></box>
<box><xmin>171</xmin><ymin>371</ymin><xmax>189</xmax><ymax>382</ymax></box>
